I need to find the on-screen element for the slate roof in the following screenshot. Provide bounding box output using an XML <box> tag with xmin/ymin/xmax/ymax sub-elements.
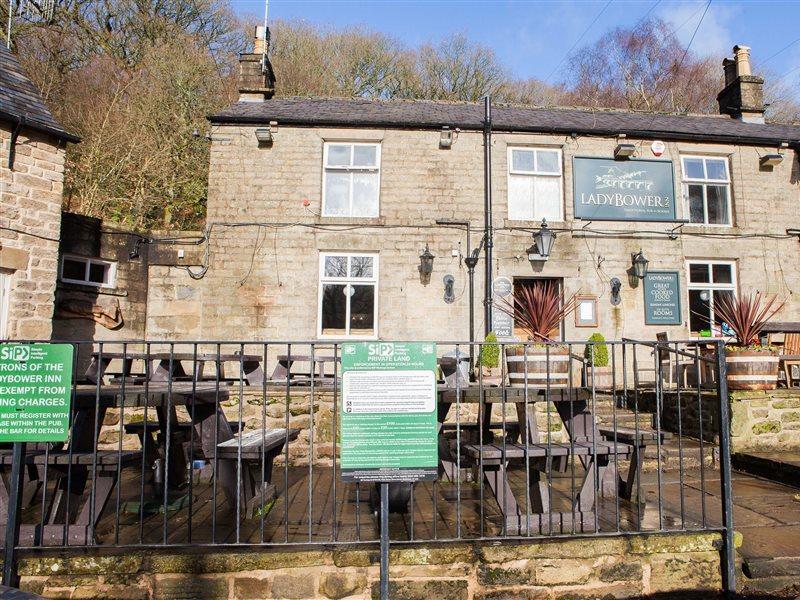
<box><xmin>0</xmin><ymin>45</ymin><xmax>79</xmax><ymax>143</ymax></box>
<box><xmin>211</xmin><ymin>97</ymin><xmax>800</xmax><ymax>147</ymax></box>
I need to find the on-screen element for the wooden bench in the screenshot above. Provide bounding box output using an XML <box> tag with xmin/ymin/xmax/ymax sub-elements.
<box><xmin>216</xmin><ymin>428</ymin><xmax>300</xmax><ymax>517</ymax></box>
<box><xmin>598</xmin><ymin>426</ymin><xmax>671</xmax><ymax>501</ymax></box>
<box><xmin>463</xmin><ymin>440</ymin><xmax>634</xmax><ymax>462</ymax></box>
<box><xmin>0</xmin><ymin>450</ymin><xmax>142</xmax><ymax>546</ymax></box>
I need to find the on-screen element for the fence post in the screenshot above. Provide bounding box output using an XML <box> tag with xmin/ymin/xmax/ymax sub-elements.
<box><xmin>713</xmin><ymin>340</ymin><xmax>736</xmax><ymax>594</ymax></box>
<box><xmin>2</xmin><ymin>442</ymin><xmax>27</xmax><ymax>588</ymax></box>
<box><xmin>379</xmin><ymin>482</ymin><xmax>389</xmax><ymax>600</ymax></box>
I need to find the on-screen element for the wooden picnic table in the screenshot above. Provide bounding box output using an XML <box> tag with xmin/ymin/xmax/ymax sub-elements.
<box><xmin>85</xmin><ymin>351</ymin><xmax>266</xmax><ymax>386</ymax></box>
<box><xmin>436</xmin><ymin>385</ymin><xmax>641</xmax><ymax>535</ymax></box>
<box><xmin>271</xmin><ymin>354</ymin><xmax>339</xmax><ymax>383</ymax></box>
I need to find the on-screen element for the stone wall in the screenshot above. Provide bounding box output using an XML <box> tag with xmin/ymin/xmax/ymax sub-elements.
<box><xmin>17</xmin><ymin>532</ymin><xmax>726</xmax><ymax>599</ymax></box>
<box><xmin>729</xmin><ymin>390</ymin><xmax>800</xmax><ymax>451</ymax></box>
<box><xmin>0</xmin><ymin>125</ymin><xmax>66</xmax><ymax>340</ymax></box>
<box><xmin>144</xmin><ymin>125</ymin><xmax>800</xmax><ymax>345</ymax></box>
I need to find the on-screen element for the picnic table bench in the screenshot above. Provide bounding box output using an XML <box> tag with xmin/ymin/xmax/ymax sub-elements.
<box><xmin>271</xmin><ymin>354</ymin><xmax>338</xmax><ymax>384</ymax></box>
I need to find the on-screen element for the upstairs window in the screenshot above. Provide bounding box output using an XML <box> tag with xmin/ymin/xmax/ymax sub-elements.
<box><xmin>319</xmin><ymin>253</ymin><xmax>378</xmax><ymax>338</ymax></box>
<box><xmin>60</xmin><ymin>255</ymin><xmax>116</xmax><ymax>288</ymax></box>
<box><xmin>681</xmin><ymin>156</ymin><xmax>732</xmax><ymax>226</ymax></box>
<box><xmin>686</xmin><ymin>260</ymin><xmax>737</xmax><ymax>335</ymax></box>
<box><xmin>507</xmin><ymin>147</ymin><xmax>563</xmax><ymax>221</ymax></box>
<box><xmin>323</xmin><ymin>143</ymin><xmax>381</xmax><ymax>217</ymax></box>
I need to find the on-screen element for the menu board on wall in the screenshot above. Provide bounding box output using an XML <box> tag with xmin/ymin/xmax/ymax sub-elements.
<box><xmin>643</xmin><ymin>271</ymin><xmax>682</xmax><ymax>325</ymax></box>
<box><xmin>572</xmin><ymin>157</ymin><xmax>677</xmax><ymax>222</ymax></box>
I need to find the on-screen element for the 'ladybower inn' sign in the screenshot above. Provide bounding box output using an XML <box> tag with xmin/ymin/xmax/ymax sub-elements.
<box><xmin>573</xmin><ymin>157</ymin><xmax>677</xmax><ymax>222</ymax></box>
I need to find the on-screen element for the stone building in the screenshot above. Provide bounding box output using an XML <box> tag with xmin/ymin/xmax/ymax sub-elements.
<box><xmin>143</xmin><ymin>44</ymin><xmax>800</xmax><ymax>347</ymax></box>
<box><xmin>0</xmin><ymin>45</ymin><xmax>79</xmax><ymax>340</ymax></box>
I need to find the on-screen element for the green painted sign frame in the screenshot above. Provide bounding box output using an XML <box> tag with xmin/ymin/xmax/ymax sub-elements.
<box><xmin>643</xmin><ymin>271</ymin><xmax>682</xmax><ymax>325</ymax></box>
<box><xmin>340</xmin><ymin>342</ymin><xmax>438</xmax><ymax>483</ymax></box>
<box><xmin>0</xmin><ymin>344</ymin><xmax>73</xmax><ymax>442</ymax></box>
<box><xmin>572</xmin><ymin>156</ymin><xmax>678</xmax><ymax>222</ymax></box>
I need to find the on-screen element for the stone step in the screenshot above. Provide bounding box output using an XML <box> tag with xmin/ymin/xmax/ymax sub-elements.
<box><xmin>744</xmin><ymin>556</ymin><xmax>800</xmax><ymax>579</ymax></box>
<box><xmin>740</xmin><ymin>573</ymin><xmax>800</xmax><ymax>595</ymax></box>
<box><xmin>732</xmin><ymin>452</ymin><xmax>800</xmax><ymax>488</ymax></box>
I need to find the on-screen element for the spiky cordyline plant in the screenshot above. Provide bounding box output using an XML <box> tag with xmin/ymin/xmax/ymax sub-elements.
<box><xmin>713</xmin><ymin>291</ymin><xmax>785</xmax><ymax>347</ymax></box>
<box><xmin>495</xmin><ymin>281</ymin><xmax>578</xmax><ymax>343</ymax></box>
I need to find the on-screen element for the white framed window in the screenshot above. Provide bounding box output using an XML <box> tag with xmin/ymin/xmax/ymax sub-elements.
<box><xmin>507</xmin><ymin>147</ymin><xmax>563</xmax><ymax>221</ymax></box>
<box><xmin>681</xmin><ymin>155</ymin><xmax>732</xmax><ymax>226</ymax></box>
<box><xmin>686</xmin><ymin>260</ymin><xmax>737</xmax><ymax>335</ymax></box>
<box><xmin>322</xmin><ymin>142</ymin><xmax>381</xmax><ymax>217</ymax></box>
<box><xmin>318</xmin><ymin>253</ymin><xmax>378</xmax><ymax>338</ymax></box>
<box><xmin>60</xmin><ymin>255</ymin><xmax>116</xmax><ymax>288</ymax></box>
<box><xmin>0</xmin><ymin>270</ymin><xmax>10</xmax><ymax>340</ymax></box>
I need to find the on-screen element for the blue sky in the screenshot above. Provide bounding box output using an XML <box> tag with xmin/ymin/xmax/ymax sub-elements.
<box><xmin>230</xmin><ymin>0</ymin><xmax>800</xmax><ymax>88</ymax></box>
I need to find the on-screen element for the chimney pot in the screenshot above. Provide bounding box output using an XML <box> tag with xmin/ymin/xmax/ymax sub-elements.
<box><xmin>717</xmin><ymin>44</ymin><xmax>764</xmax><ymax>123</ymax></box>
<box><xmin>254</xmin><ymin>25</ymin><xmax>266</xmax><ymax>55</ymax></box>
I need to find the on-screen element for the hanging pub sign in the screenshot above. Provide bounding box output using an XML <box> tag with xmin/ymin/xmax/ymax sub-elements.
<box><xmin>643</xmin><ymin>271</ymin><xmax>682</xmax><ymax>325</ymax></box>
<box><xmin>0</xmin><ymin>344</ymin><xmax>73</xmax><ymax>442</ymax></box>
<box><xmin>572</xmin><ymin>157</ymin><xmax>677</xmax><ymax>222</ymax></box>
<box><xmin>340</xmin><ymin>342</ymin><xmax>438</xmax><ymax>483</ymax></box>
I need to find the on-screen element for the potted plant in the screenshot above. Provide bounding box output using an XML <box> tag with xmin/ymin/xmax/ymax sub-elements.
<box><xmin>477</xmin><ymin>332</ymin><xmax>502</xmax><ymax>386</ymax></box>
<box><xmin>713</xmin><ymin>291</ymin><xmax>785</xmax><ymax>390</ymax></box>
<box><xmin>584</xmin><ymin>332</ymin><xmax>612</xmax><ymax>389</ymax></box>
<box><xmin>495</xmin><ymin>282</ymin><xmax>578</xmax><ymax>388</ymax></box>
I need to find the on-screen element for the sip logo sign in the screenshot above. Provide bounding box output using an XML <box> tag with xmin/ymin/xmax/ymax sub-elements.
<box><xmin>368</xmin><ymin>343</ymin><xmax>394</xmax><ymax>358</ymax></box>
<box><xmin>0</xmin><ymin>346</ymin><xmax>30</xmax><ymax>361</ymax></box>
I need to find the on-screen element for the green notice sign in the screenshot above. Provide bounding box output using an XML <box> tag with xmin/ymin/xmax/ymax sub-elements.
<box><xmin>0</xmin><ymin>344</ymin><xmax>73</xmax><ymax>442</ymax></box>
<box><xmin>340</xmin><ymin>342</ymin><xmax>438</xmax><ymax>483</ymax></box>
<box><xmin>643</xmin><ymin>271</ymin><xmax>682</xmax><ymax>325</ymax></box>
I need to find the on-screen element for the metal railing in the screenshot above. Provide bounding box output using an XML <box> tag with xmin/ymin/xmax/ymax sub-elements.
<box><xmin>0</xmin><ymin>338</ymin><xmax>735</xmax><ymax>591</ymax></box>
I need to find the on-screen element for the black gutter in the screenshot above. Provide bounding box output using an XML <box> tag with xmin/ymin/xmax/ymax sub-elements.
<box><xmin>208</xmin><ymin>114</ymin><xmax>800</xmax><ymax>149</ymax></box>
<box><xmin>0</xmin><ymin>110</ymin><xmax>81</xmax><ymax>144</ymax></box>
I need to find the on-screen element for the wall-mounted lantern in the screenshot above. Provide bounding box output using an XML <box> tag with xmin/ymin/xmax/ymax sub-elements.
<box><xmin>610</xmin><ymin>277</ymin><xmax>622</xmax><ymax>306</ymax></box>
<box><xmin>631</xmin><ymin>249</ymin><xmax>649</xmax><ymax>280</ymax></box>
<box><xmin>419</xmin><ymin>244</ymin><xmax>435</xmax><ymax>285</ymax></box>
<box><xmin>443</xmin><ymin>275</ymin><xmax>455</xmax><ymax>303</ymax></box>
<box><xmin>528</xmin><ymin>219</ymin><xmax>556</xmax><ymax>263</ymax></box>
<box><xmin>439</xmin><ymin>126</ymin><xmax>453</xmax><ymax>149</ymax></box>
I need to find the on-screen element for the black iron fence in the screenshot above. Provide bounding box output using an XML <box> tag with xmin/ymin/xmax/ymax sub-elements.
<box><xmin>0</xmin><ymin>338</ymin><xmax>735</xmax><ymax>589</ymax></box>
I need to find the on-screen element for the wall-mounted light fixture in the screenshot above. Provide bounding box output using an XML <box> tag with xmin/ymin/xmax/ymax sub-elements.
<box><xmin>610</xmin><ymin>277</ymin><xmax>622</xmax><ymax>306</ymax></box>
<box><xmin>631</xmin><ymin>249</ymin><xmax>649</xmax><ymax>279</ymax></box>
<box><xmin>614</xmin><ymin>143</ymin><xmax>637</xmax><ymax>160</ymax></box>
<box><xmin>439</xmin><ymin>126</ymin><xmax>453</xmax><ymax>149</ymax></box>
<box><xmin>528</xmin><ymin>219</ymin><xmax>556</xmax><ymax>263</ymax></box>
<box><xmin>255</xmin><ymin>128</ymin><xmax>273</xmax><ymax>145</ymax></box>
<box><xmin>760</xmin><ymin>154</ymin><xmax>784</xmax><ymax>168</ymax></box>
<box><xmin>443</xmin><ymin>275</ymin><xmax>455</xmax><ymax>303</ymax></box>
<box><xmin>419</xmin><ymin>244</ymin><xmax>435</xmax><ymax>285</ymax></box>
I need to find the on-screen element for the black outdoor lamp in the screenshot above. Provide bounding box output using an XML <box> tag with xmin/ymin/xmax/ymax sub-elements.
<box><xmin>529</xmin><ymin>219</ymin><xmax>556</xmax><ymax>261</ymax></box>
<box><xmin>418</xmin><ymin>244</ymin><xmax>435</xmax><ymax>285</ymax></box>
<box><xmin>631</xmin><ymin>249</ymin><xmax>649</xmax><ymax>280</ymax></box>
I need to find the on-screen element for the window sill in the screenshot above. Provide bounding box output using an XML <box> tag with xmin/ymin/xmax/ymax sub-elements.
<box><xmin>503</xmin><ymin>219</ymin><xmax>567</xmax><ymax>229</ymax></box>
<box><xmin>316</xmin><ymin>217</ymin><xmax>386</xmax><ymax>226</ymax></box>
<box><xmin>57</xmin><ymin>282</ymin><xmax>127</xmax><ymax>297</ymax></box>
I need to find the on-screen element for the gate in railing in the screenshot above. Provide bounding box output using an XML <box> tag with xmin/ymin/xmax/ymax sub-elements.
<box><xmin>0</xmin><ymin>339</ymin><xmax>735</xmax><ymax>592</ymax></box>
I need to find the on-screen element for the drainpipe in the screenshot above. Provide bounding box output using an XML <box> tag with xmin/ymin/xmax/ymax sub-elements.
<box><xmin>483</xmin><ymin>96</ymin><xmax>493</xmax><ymax>336</ymax></box>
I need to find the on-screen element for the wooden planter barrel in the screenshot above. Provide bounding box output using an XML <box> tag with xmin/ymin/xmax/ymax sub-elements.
<box><xmin>505</xmin><ymin>346</ymin><xmax>570</xmax><ymax>388</ymax></box>
<box><xmin>725</xmin><ymin>348</ymin><xmax>779</xmax><ymax>391</ymax></box>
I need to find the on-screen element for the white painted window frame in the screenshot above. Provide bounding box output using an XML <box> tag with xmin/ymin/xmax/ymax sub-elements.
<box><xmin>506</xmin><ymin>146</ymin><xmax>564</xmax><ymax>221</ymax></box>
<box><xmin>321</xmin><ymin>142</ymin><xmax>382</xmax><ymax>218</ymax></box>
<box><xmin>317</xmin><ymin>252</ymin><xmax>379</xmax><ymax>339</ymax></box>
<box><xmin>685</xmin><ymin>259</ymin><xmax>738</xmax><ymax>334</ymax></box>
<box><xmin>680</xmin><ymin>155</ymin><xmax>733</xmax><ymax>227</ymax></box>
<box><xmin>60</xmin><ymin>254</ymin><xmax>117</xmax><ymax>288</ymax></box>
<box><xmin>0</xmin><ymin>270</ymin><xmax>10</xmax><ymax>340</ymax></box>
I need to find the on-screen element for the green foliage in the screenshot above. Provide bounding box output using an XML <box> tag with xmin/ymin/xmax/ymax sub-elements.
<box><xmin>584</xmin><ymin>332</ymin><xmax>608</xmax><ymax>367</ymax></box>
<box><xmin>479</xmin><ymin>332</ymin><xmax>500</xmax><ymax>369</ymax></box>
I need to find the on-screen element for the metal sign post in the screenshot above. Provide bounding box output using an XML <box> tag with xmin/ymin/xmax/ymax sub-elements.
<box><xmin>0</xmin><ymin>343</ymin><xmax>73</xmax><ymax>588</ymax></box>
<box><xmin>339</xmin><ymin>342</ymin><xmax>438</xmax><ymax>600</ymax></box>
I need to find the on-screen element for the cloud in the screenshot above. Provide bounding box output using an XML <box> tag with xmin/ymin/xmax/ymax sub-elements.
<box><xmin>659</xmin><ymin>1</ymin><xmax>737</xmax><ymax>58</ymax></box>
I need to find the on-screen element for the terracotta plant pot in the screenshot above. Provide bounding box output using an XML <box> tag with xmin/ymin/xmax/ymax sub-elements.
<box><xmin>505</xmin><ymin>345</ymin><xmax>570</xmax><ymax>388</ymax></box>
<box><xmin>725</xmin><ymin>347</ymin><xmax>780</xmax><ymax>390</ymax></box>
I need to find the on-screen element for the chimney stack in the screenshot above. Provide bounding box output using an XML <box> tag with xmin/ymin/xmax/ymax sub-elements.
<box><xmin>717</xmin><ymin>45</ymin><xmax>765</xmax><ymax>124</ymax></box>
<box><xmin>238</xmin><ymin>26</ymin><xmax>275</xmax><ymax>102</ymax></box>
